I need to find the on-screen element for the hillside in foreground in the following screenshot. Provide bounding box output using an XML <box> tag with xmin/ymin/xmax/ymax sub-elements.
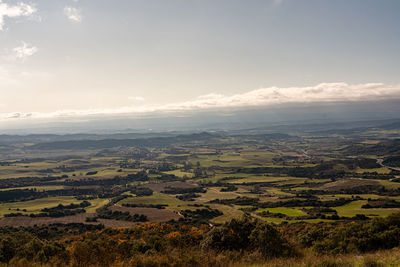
<box><xmin>1</xmin><ymin>214</ymin><xmax>400</xmax><ymax>266</ymax></box>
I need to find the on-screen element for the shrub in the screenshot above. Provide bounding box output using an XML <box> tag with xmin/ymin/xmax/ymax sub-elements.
<box><xmin>201</xmin><ymin>215</ymin><xmax>295</xmax><ymax>258</ymax></box>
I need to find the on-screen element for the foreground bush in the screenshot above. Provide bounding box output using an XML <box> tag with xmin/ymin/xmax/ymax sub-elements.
<box><xmin>296</xmin><ymin>212</ymin><xmax>400</xmax><ymax>254</ymax></box>
<box><xmin>201</xmin><ymin>215</ymin><xmax>296</xmax><ymax>258</ymax></box>
<box><xmin>1</xmin><ymin>213</ymin><xmax>400</xmax><ymax>266</ymax></box>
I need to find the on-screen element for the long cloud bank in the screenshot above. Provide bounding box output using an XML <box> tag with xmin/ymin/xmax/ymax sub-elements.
<box><xmin>2</xmin><ymin>82</ymin><xmax>400</xmax><ymax>121</ymax></box>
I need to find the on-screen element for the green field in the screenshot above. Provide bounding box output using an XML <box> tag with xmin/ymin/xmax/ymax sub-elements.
<box><xmin>0</xmin><ymin>196</ymin><xmax>109</xmax><ymax>216</ymax></box>
<box><xmin>0</xmin><ymin>196</ymin><xmax>81</xmax><ymax>216</ymax></box>
<box><xmin>356</xmin><ymin>167</ymin><xmax>391</xmax><ymax>174</ymax></box>
<box><xmin>208</xmin><ymin>204</ymin><xmax>244</xmax><ymax>224</ymax></box>
<box><xmin>0</xmin><ymin>185</ymin><xmax>64</xmax><ymax>191</ymax></box>
<box><xmin>266</xmin><ymin>188</ymin><xmax>295</xmax><ymax>196</ymax></box>
<box><xmin>86</xmin><ymin>198</ymin><xmax>110</xmax><ymax>213</ymax></box>
<box><xmin>197</xmin><ymin>188</ymin><xmax>238</xmax><ymax>201</ymax></box>
<box><xmin>163</xmin><ymin>170</ymin><xmax>194</xmax><ymax>178</ymax></box>
<box><xmin>257</xmin><ymin>207</ymin><xmax>306</xmax><ymax>217</ymax></box>
<box><xmin>378</xmin><ymin>180</ymin><xmax>400</xmax><ymax>190</ymax></box>
<box><xmin>334</xmin><ymin>200</ymin><xmax>400</xmax><ymax>217</ymax></box>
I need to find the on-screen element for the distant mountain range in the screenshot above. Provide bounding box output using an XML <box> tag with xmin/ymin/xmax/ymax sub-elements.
<box><xmin>1</xmin><ymin>99</ymin><xmax>400</xmax><ymax>135</ymax></box>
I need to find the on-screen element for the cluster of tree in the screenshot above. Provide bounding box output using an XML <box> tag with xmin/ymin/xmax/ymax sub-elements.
<box><xmin>0</xmin><ymin>188</ymin><xmax>98</xmax><ymax>203</ymax></box>
<box><xmin>383</xmin><ymin>156</ymin><xmax>400</xmax><ymax>168</ymax></box>
<box><xmin>295</xmin><ymin>184</ymin><xmax>396</xmax><ymax>196</ymax></box>
<box><xmin>181</xmin><ymin>208</ymin><xmax>223</xmax><ymax>221</ymax></box>
<box><xmin>64</xmin><ymin>171</ymin><xmax>149</xmax><ymax>187</ymax></box>
<box><xmin>258</xmin><ymin>211</ymin><xmax>291</xmax><ymax>219</ymax></box>
<box><xmin>201</xmin><ymin>215</ymin><xmax>295</xmax><ymax>258</ymax></box>
<box><xmin>0</xmin><ymin>223</ymin><xmax>104</xmax><ymax>239</ymax></box>
<box><xmin>176</xmin><ymin>193</ymin><xmax>201</xmax><ymax>201</ymax></box>
<box><xmin>220</xmin><ymin>184</ymin><xmax>238</xmax><ymax>192</ymax></box>
<box><xmin>295</xmin><ymin>212</ymin><xmax>400</xmax><ymax>254</ymax></box>
<box><xmin>257</xmin><ymin>210</ymin><xmax>368</xmax><ymax>221</ymax></box>
<box><xmin>0</xmin><ymin>231</ymin><xmax>69</xmax><ymax>264</ymax></box>
<box><xmin>233</xmin><ymin>158</ymin><xmax>382</xmax><ymax>180</ymax></box>
<box><xmin>96</xmin><ymin>209</ymin><xmax>148</xmax><ymax>222</ymax></box>
<box><xmin>304</xmin><ymin>207</ymin><xmax>337</xmax><ymax>217</ymax></box>
<box><xmin>126</xmin><ymin>171</ymin><xmax>149</xmax><ymax>181</ymax></box>
<box><xmin>161</xmin><ymin>187</ymin><xmax>206</xmax><ymax>194</ymax></box>
<box><xmin>0</xmin><ymin>189</ymin><xmax>47</xmax><ymax>202</ymax></box>
<box><xmin>5</xmin><ymin>201</ymin><xmax>92</xmax><ymax>218</ymax></box>
<box><xmin>0</xmin><ymin>176</ymin><xmax>60</xmax><ymax>189</ymax></box>
<box><xmin>42</xmin><ymin>201</ymin><xmax>91</xmax><ymax>212</ymax></box>
<box><xmin>5</xmin><ymin>209</ymin><xmax>86</xmax><ymax>218</ymax></box>
<box><xmin>130</xmin><ymin>187</ymin><xmax>153</xmax><ymax>196</ymax></box>
<box><xmin>121</xmin><ymin>203</ymin><xmax>167</xmax><ymax>209</ymax></box>
<box><xmin>95</xmin><ymin>195</ymin><xmax>148</xmax><ymax>222</ymax></box>
<box><xmin>157</xmin><ymin>174</ymin><xmax>180</xmax><ymax>181</ymax></box>
<box><xmin>85</xmin><ymin>217</ymin><xmax>99</xmax><ymax>222</ymax></box>
<box><xmin>362</xmin><ymin>198</ymin><xmax>400</xmax><ymax>209</ymax></box>
<box><xmin>258</xmin><ymin>198</ymin><xmax>353</xmax><ymax>209</ymax></box>
<box><xmin>210</xmin><ymin>196</ymin><xmax>259</xmax><ymax>206</ymax></box>
<box><xmin>154</xmin><ymin>161</ymin><xmax>176</xmax><ymax>172</ymax></box>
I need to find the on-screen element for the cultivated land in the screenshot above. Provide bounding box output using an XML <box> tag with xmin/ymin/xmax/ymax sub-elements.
<box><xmin>1</xmin><ymin>120</ymin><xmax>400</xmax><ymax>265</ymax></box>
<box><xmin>1</xmin><ymin>122</ymin><xmax>400</xmax><ymax>227</ymax></box>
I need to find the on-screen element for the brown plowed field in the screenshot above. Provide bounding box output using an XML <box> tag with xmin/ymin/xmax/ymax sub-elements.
<box><xmin>110</xmin><ymin>205</ymin><xmax>182</xmax><ymax>222</ymax></box>
<box><xmin>320</xmin><ymin>178</ymin><xmax>381</xmax><ymax>191</ymax></box>
<box><xmin>0</xmin><ymin>213</ymin><xmax>137</xmax><ymax>228</ymax></box>
<box><xmin>140</xmin><ymin>181</ymin><xmax>198</xmax><ymax>193</ymax></box>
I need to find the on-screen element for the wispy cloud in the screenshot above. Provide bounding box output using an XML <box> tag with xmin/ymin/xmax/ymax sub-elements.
<box><xmin>13</xmin><ymin>42</ymin><xmax>38</xmax><ymax>60</ymax></box>
<box><xmin>64</xmin><ymin>7</ymin><xmax>82</xmax><ymax>22</ymax></box>
<box><xmin>1</xmin><ymin>82</ymin><xmax>400</xmax><ymax>121</ymax></box>
<box><xmin>0</xmin><ymin>0</ymin><xmax>36</xmax><ymax>30</ymax></box>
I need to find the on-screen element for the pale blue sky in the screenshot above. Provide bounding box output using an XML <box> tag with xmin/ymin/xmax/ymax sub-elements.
<box><xmin>0</xmin><ymin>0</ymin><xmax>399</xmax><ymax>120</ymax></box>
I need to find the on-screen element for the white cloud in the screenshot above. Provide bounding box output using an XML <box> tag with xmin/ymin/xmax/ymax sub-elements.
<box><xmin>1</xmin><ymin>82</ymin><xmax>400</xmax><ymax>121</ymax></box>
<box><xmin>165</xmin><ymin>82</ymin><xmax>398</xmax><ymax>110</ymax></box>
<box><xmin>64</xmin><ymin>7</ymin><xmax>82</xmax><ymax>22</ymax></box>
<box><xmin>13</xmin><ymin>42</ymin><xmax>38</xmax><ymax>60</ymax></box>
<box><xmin>0</xmin><ymin>0</ymin><xmax>36</xmax><ymax>30</ymax></box>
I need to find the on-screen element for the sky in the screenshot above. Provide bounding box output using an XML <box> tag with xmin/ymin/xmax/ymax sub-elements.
<box><xmin>0</xmin><ymin>0</ymin><xmax>400</xmax><ymax>126</ymax></box>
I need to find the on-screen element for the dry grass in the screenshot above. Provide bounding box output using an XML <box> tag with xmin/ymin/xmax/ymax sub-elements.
<box><xmin>261</xmin><ymin>248</ymin><xmax>400</xmax><ymax>267</ymax></box>
<box><xmin>99</xmin><ymin>247</ymin><xmax>400</xmax><ymax>267</ymax></box>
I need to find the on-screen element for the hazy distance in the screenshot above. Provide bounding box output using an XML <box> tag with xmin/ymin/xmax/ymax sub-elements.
<box><xmin>0</xmin><ymin>0</ymin><xmax>399</xmax><ymax>133</ymax></box>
